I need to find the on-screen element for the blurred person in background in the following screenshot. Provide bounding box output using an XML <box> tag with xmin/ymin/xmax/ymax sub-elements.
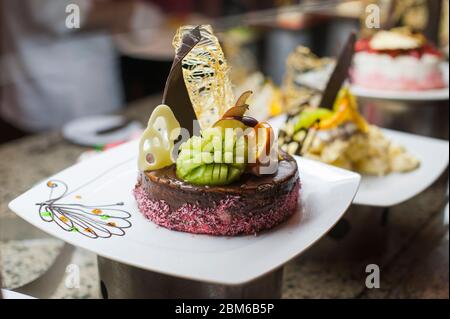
<box><xmin>0</xmin><ymin>0</ymin><xmax>164</xmax><ymax>142</ymax></box>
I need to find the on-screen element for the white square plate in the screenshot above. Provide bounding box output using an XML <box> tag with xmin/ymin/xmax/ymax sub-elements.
<box><xmin>354</xmin><ymin>129</ymin><xmax>449</xmax><ymax>207</ymax></box>
<box><xmin>9</xmin><ymin>140</ymin><xmax>360</xmax><ymax>285</ymax></box>
<box><xmin>269</xmin><ymin>116</ymin><xmax>449</xmax><ymax>207</ymax></box>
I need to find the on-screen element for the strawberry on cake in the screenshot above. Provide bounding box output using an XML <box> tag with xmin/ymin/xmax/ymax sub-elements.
<box><xmin>352</xmin><ymin>28</ymin><xmax>445</xmax><ymax>91</ymax></box>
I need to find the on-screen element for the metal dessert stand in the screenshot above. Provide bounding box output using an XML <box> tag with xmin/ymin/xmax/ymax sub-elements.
<box><xmin>97</xmin><ymin>256</ymin><xmax>284</xmax><ymax>299</ymax></box>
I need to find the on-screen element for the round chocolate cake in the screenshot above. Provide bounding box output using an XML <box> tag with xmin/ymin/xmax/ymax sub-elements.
<box><xmin>134</xmin><ymin>25</ymin><xmax>301</xmax><ymax>236</ymax></box>
<box><xmin>133</xmin><ymin>153</ymin><xmax>300</xmax><ymax>236</ymax></box>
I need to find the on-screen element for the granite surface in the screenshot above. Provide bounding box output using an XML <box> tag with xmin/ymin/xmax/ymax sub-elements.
<box><xmin>0</xmin><ymin>96</ymin><xmax>448</xmax><ymax>299</ymax></box>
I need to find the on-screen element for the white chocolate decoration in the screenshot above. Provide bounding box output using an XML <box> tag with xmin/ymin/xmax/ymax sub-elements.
<box><xmin>138</xmin><ymin>105</ymin><xmax>181</xmax><ymax>171</ymax></box>
<box><xmin>370</xmin><ymin>30</ymin><xmax>425</xmax><ymax>51</ymax></box>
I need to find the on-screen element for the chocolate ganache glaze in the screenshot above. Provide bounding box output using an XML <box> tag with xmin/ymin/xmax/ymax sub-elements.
<box><xmin>137</xmin><ymin>152</ymin><xmax>299</xmax><ymax>211</ymax></box>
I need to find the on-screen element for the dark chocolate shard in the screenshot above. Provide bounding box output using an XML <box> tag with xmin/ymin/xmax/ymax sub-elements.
<box><xmin>382</xmin><ymin>0</ymin><xmax>397</xmax><ymax>30</ymax></box>
<box><xmin>424</xmin><ymin>0</ymin><xmax>442</xmax><ymax>45</ymax></box>
<box><xmin>319</xmin><ymin>32</ymin><xmax>356</xmax><ymax>109</ymax></box>
<box><xmin>162</xmin><ymin>26</ymin><xmax>202</xmax><ymax>135</ymax></box>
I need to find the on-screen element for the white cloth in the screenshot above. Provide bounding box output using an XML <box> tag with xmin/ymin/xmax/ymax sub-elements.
<box><xmin>0</xmin><ymin>0</ymin><xmax>123</xmax><ymax>132</ymax></box>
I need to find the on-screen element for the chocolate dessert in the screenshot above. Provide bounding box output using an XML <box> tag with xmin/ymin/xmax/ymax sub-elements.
<box><xmin>133</xmin><ymin>25</ymin><xmax>300</xmax><ymax>236</ymax></box>
<box><xmin>134</xmin><ymin>152</ymin><xmax>299</xmax><ymax>236</ymax></box>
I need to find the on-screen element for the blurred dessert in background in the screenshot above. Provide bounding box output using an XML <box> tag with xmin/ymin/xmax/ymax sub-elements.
<box><xmin>351</xmin><ymin>27</ymin><xmax>446</xmax><ymax>91</ymax></box>
<box><xmin>221</xmin><ymin>27</ymin><xmax>259</xmax><ymax>85</ymax></box>
<box><xmin>222</xmin><ymin>27</ymin><xmax>284</xmax><ymax>120</ymax></box>
<box><xmin>279</xmin><ymin>32</ymin><xmax>420</xmax><ymax>176</ymax></box>
<box><xmin>234</xmin><ymin>72</ymin><xmax>283</xmax><ymax>120</ymax></box>
<box><xmin>282</xmin><ymin>46</ymin><xmax>335</xmax><ymax>114</ymax></box>
<box><xmin>278</xmin><ymin>87</ymin><xmax>420</xmax><ymax>176</ymax></box>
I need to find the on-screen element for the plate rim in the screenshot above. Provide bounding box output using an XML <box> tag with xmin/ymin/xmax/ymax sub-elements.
<box><xmin>350</xmin><ymin>85</ymin><xmax>449</xmax><ymax>102</ymax></box>
<box><xmin>353</xmin><ymin>129</ymin><xmax>449</xmax><ymax>207</ymax></box>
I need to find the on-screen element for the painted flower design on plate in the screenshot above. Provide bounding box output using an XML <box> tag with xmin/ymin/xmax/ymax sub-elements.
<box><xmin>36</xmin><ymin>180</ymin><xmax>132</xmax><ymax>239</ymax></box>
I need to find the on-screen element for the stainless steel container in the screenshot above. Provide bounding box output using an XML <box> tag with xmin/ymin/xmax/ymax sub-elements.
<box><xmin>358</xmin><ymin>98</ymin><xmax>449</xmax><ymax>140</ymax></box>
<box><xmin>97</xmin><ymin>256</ymin><xmax>284</xmax><ymax>299</ymax></box>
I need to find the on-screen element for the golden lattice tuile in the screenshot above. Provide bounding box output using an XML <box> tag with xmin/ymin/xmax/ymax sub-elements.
<box><xmin>173</xmin><ymin>25</ymin><xmax>235</xmax><ymax>129</ymax></box>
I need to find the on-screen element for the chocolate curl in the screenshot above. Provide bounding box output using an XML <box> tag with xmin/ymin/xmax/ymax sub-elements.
<box><xmin>319</xmin><ymin>32</ymin><xmax>356</xmax><ymax>110</ymax></box>
<box><xmin>382</xmin><ymin>0</ymin><xmax>397</xmax><ymax>30</ymax></box>
<box><xmin>162</xmin><ymin>26</ymin><xmax>202</xmax><ymax>135</ymax></box>
<box><xmin>424</xmin><ymin>0</ymin><xmax>443</xmax><ymax>45</ymax></box>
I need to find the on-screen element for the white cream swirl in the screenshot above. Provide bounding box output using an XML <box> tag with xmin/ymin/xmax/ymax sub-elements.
<box><xmin>370</xmin><ymin>30</ymin><xmax>425</xmax><ymax>51</ymax></box>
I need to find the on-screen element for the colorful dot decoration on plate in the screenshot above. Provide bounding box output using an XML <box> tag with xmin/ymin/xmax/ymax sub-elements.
<box><xmin>47</xmin><ymin>181</ymin><xmax>57</xmax><ymax>188</ymax></box>
<box><xmin>36</xmin><ymin>180</ymin><xmax>132</xmax><ymax>239</ymax></box>
<box><xmin>40</xmin><ymin>211</ymin><xmax>52</xmax><ymax>217</ymax></box>
<box><xmin>59</xmin><ymin>216</ymin><xmax>69</xmax><ymax>223</ymax></box>
<box><xmin>92</xmin><ymin>209</ymin><xmax>103</xmax><ymax>215</ymax></box>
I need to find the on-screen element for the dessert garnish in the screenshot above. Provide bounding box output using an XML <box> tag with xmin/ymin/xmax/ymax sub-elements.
<box><xmin>172</xmin><ymin>25</ymin><xmax>235</xmax><ymax>130</ymax></box>
<box><xmin>162</xmin><ymin>26</ymin><xmax>201</xmax><ymax>135</ymax></box>
<box><xmin>176</xmin><ymin>91</ymin><xmax>277</xmax><ymax>186</ymax></box>
<box><xmin>176</xmin><ymin>127</ymin><xmax>246</xmax><ymax>186</ymax></box>
<box><xmin>319</xmin><ymin>32</ymin><xmax>356</xmax><ymax>110</ymax></box>
<box><xmin>423</xmin><ymin>0</ymin><xmax>443</xmax><ymax>45</ymax></box>
<box><xmin>138</xmin><ymin>105</ymin><xmax>181</xmax><ymax>171</ymax></box>
<box><xmin>279</xmin><ymin>87</ymin><xmax>420</xmax><ymax>175</ymax></box>
<box><xmin>314</xmin><ymin>88</ymin><xmax>368</xmax><ymax>132</ymax></box>
<box><xmin>138</xmin><ymin>26</ymin><xmax>278</xmax><ymax>183</ymax></box>
<box><xmin>281</xmin><ymin>32</ymin><xmax>356</xmax><ymax>116</ymax></box>
<box><xmin>369</xmin><ymin>27</ymin><xmax>426</xmax><ymax>51</ymax></box>
<box><xmin>283</xmin><ymin>47</ymin><xmax>334</xmax><ymax>113</ymax></box>
<box><xmin>293</xmin><ymin>88</ymin><xmax>367</xmax><ymax>132</ymax></box>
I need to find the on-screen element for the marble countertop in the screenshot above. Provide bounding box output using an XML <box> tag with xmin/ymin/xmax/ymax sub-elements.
<box><xmin>1</xmin><ymin>96</ymin><xmax>448</xmax><ymax>299</ymax></box>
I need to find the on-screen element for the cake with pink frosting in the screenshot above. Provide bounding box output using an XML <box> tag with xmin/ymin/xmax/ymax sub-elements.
<box><xmin>352</xmin><ymin>28</ymin><xmax>445</xmax><ymax>91</ymax></box>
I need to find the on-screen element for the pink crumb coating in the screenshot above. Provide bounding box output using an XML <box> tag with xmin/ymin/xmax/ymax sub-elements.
<box><xmin>133</xmin><ymin>180</ymin><xmax>300</xmax><ymax>236</ymax></box>
<box><xmin>351</xmin><ymin>70</ymin><xmax>445</xmax><ymax>91</ymax></box>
